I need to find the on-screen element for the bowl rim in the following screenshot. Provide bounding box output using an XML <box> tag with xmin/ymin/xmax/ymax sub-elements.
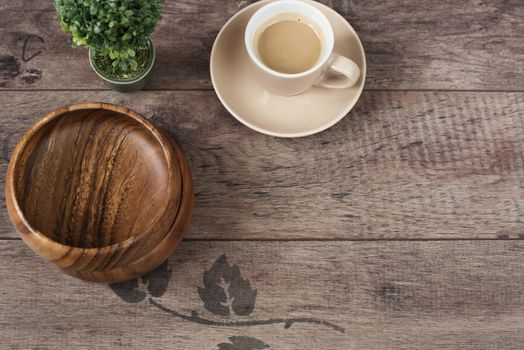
<box><xmin>6</xmin><ymin>102</ymin><xmax>182</xmax><ymax>256</ymax></box>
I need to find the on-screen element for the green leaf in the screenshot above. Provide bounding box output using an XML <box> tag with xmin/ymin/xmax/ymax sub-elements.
<box><xmin>130</xmin><ymin>59</ymin><xmax>138</xmax><ymax>71</ymax></box>
<box><xmin>54</xmin><ymin>0</ymin><xmax>164</xmax><ymax>58</ymax></box>
<box><xmin>109</xmin><ymin>51</ymin><xmax>119</xmax><ymax>59</ymax></box>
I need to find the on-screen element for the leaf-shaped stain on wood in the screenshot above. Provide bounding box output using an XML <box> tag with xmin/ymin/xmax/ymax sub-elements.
<box><xmin>218</xmin><ymin>336</ymin><xmax>270</xmax><ymax>350</ymax></box>
<box><xmin>109</xmin><ymin>261</ymin><xmax>172</xmax><ymax>303</ymax></box>
<box><xmin>141</xmin><ymin>261</ymin><xmax>172</xmax><ymax>297</ymax></box>
<box><xmin>109</xmin><ymin>278</ymin><xmax>146</xmax><ymax>303</ymax></box>
<box><xmin>198</xmin><ymin>255</ymin><xmax>257</xmax><ymax>316</ymax></box>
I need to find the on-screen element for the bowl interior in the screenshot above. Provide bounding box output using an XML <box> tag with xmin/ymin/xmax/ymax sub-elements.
<box><xmin>12</xmin><ymin>108</ymin><xmax>176</xmax><ymax>248</ymax></box>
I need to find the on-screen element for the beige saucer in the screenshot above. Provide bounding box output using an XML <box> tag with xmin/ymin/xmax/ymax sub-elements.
<box><xmin>210</xmin><ymin>0</ymin><xmax>366</xmax><ymax>138</ymax></box>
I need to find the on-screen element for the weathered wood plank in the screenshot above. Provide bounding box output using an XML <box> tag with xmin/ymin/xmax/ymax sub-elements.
<box><xmin>1</xmin><ymin>240</ymin><xmax>523</xmax><ymax>349</ymax></box>
<box><xmin>1</xmin><ymin>91</ymin><xmax>523</xmax><ymax>240</ymax></box>
<box><xmin>0</xmin><ymin>0</ymin><xmax>523</xmax><ymax>90</ymax></box>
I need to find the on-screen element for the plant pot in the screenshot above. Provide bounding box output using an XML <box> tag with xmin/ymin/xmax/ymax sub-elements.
<box><xmin>88</xmin><ymin>36</ymin><xmax>155</xmax><ymax>93</ymax></box>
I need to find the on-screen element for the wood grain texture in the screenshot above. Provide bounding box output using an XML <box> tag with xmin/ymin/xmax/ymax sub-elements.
<box><xmin>1</xmin><ymin>2</ymin><xmax>522</xmax><ymax>349</ymax></box>
<box><xmin>0</xmin><ymin>0</ymin><xmax>523</xmax><ymax>90</ymax></box>
<box><xmin>4</xmin><ymin>102</ymin><xmax>194</xmax><ymax>283</ymax></box>
<box><xmin>1</xmin><ymin>91</ymin><xmax>523</xmax><ymax>240</ymax></box>
<box><xmin>1</xmin><ymin>240</ymin><xmax>524</xmax><ymax>349</ymax></box>
<box><xmin>10</xmin><ymin>104</ymin><xmax>181</xmax><ymax>249</ymax></box>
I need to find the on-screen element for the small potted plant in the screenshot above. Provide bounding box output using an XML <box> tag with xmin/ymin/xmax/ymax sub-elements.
<box><xmin>55</xmin><ymin>0</ymin><xmax>164</xmax><ymax>92</ymax></box>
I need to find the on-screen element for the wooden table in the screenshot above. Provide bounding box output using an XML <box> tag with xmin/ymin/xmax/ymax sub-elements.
<box><xmin>1</xmin><ymin>1</ymin><xmax>523</xmax><ymax>349</ymax></box>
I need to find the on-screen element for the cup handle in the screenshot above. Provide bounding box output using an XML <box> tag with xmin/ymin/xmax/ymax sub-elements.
<box><xmin>315</xmin><ymin>53</ymin><xmax>361</xmax><ymax>89</ymax></box>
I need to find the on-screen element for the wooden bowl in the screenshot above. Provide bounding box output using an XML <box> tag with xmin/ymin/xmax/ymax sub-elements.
<box><xmin>5</xmin><ymin>102</ymin><xmax>194</xmax><ymax>283</ymax></box>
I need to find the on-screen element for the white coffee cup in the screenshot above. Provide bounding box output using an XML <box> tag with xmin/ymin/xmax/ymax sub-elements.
<box><xmin>245</xmin><ymin>0</ymin><xmax>361</xmax><ymax>96</ymax></box>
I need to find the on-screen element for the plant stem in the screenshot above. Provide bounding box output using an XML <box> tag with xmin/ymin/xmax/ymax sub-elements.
<box><xmin>149</xmin><ymin>298</ymin><xmax>346</xmax><ymax>334</ymax></box>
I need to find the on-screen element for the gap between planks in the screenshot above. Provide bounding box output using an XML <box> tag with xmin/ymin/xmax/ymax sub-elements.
<box><xmin>1</xmin><ymin>237</ymin><xmax>523</xmax><ymax>242</ymax></box>
<box><xmin>1</xmin><ymin>88</ymin><xmax>524</xmax><ymax>92</ymax></box>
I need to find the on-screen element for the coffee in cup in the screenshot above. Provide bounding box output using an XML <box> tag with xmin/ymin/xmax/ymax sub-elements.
<box><xmin>245</xmin><ymin>0</ymin><xmax>361</xmax><ymax>96</ymax></box>
<box><xmin>254</xmin><ymin>13</ymin><xmax>323</xmax><ymax>74</ymax></box>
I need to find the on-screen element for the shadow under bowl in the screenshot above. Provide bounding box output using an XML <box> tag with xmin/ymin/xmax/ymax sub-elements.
<box><xmin>5</xmin><ymin>102</ymin><xmax>194</xmax><ymax>283</ymax></box>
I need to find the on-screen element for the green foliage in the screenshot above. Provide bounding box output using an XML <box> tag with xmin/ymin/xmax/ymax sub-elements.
<box><xmin>55</xmin><ymin>0</ymin><xmax>163</xmax><ymax>74</ymax></box>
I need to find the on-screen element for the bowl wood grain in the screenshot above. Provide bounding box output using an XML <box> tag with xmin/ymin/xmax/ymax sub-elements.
<box><xmin>5</xmin><ymin>102</ymin><xmax>194</xmax><ymax>283</ymax></box>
